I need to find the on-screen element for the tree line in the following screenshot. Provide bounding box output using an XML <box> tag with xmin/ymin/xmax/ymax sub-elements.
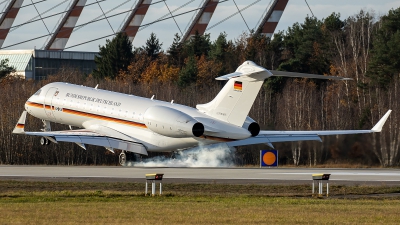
<box><xmin>1</xmin><ymin>7</ymin><xmax>400</xmax><ymax>166</ymax></box>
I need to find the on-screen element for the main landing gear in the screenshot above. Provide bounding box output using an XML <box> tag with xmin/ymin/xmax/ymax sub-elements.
<box><xmin>40</xmin><ymin>120</ymin><xmax>51</xmax><ymax>146</ymax></box>
<box><xmin>40</xmin><ymin>137</ymin><xmax>50</xmax><ymax>145</ymax></box>
<box><xmin>119</xmin><ymin>151</ymin><xmax>140</xmax><ymax>166</ymax></box>
<box><xmin>119</xmin><ymin>151</ymin><xmax>127</xmax><ymax>166</ymax></box>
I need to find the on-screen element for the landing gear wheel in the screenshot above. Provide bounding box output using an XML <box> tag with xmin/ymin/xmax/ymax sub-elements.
<box><xmin>119</xmin><ymin>152</ymin><xmax>127</xmax><ymax>166</ymax></box>
<box><xmin>40</xmin><ymin>137</ymin><xmax>46</xmax><ymax>146</ymax></box>
<box><xmin>40</xmin><ymin>137</ymin><xmax>50</xmax><ymax>146</ymax></box>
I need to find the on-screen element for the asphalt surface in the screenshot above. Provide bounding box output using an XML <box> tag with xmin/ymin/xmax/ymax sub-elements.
<box><xmin>0</xmin><ymin>166</ymin><xmax>399</xmax><ymax>185</ymax></box>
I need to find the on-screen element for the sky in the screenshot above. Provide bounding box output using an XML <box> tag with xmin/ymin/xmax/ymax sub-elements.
<box><xmin>2</xmin><ymin>0</ymin><xmax>400</xmax><ymax>52</ymax></box>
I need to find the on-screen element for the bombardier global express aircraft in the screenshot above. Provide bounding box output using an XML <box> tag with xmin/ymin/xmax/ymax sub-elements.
<box><xmin>13</xmin><ymin>61</ymin><xmax>391</xmax><ymax>166</ymax></box>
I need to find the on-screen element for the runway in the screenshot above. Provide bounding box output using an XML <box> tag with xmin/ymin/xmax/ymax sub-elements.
<box><xmin>1</xmin><ymin>166</ymin><xmax>399</xmax><ymax>185</ymax></box>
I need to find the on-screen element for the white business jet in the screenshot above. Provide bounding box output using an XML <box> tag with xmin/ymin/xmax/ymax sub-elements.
<box><xmin>13</xmin><ymin>61</ymin><xmax>391</xmax><ymax>165</ymax></box>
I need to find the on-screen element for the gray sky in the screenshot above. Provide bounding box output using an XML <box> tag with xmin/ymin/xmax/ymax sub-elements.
<box><xmin>3</xmin><ymin>0</ymin><xmax>400</xmax><ymax>51</ymax></box>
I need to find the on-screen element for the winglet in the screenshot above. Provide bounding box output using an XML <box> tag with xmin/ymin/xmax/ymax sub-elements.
<box><xmin>12</xmin><ymin>111</ymin><xmax>27</xmax><ymax>134</ymax></box>
<box><xmin>371</xmin><ymin>110</ymin><xmax>392</xmax><ymax>132</ymax></box>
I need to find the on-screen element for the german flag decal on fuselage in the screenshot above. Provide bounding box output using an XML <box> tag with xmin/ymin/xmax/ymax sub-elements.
<box><xmin>234</xmin><ymin>81</ymin><xmax>242</xmax><ymax>91</ymax></box>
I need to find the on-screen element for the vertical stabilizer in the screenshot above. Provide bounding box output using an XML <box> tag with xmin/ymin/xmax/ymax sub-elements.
<box><xmin>196</xmin><ymin>61</ymin><xmax>271</xmax><ymax>126</ymax></box>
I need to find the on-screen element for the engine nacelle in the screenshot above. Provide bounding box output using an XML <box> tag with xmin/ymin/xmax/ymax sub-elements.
<box><xmin>242</xmin><ymin>116</ymin><xmax>260</xmax><ymax>137</ymax></box>
<box><xmin>143</xmin><ymin>105</ymin><xmax>204</xmax><ymax>138</ymax></box>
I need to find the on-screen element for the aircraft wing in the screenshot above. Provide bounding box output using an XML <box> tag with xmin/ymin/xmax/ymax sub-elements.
<box><xmin>226</xmin><ymin>110</ymin><xmax>392</xmax><ymax>148</ymax></box>
<box><xmin>12</xmin><ymin>111</ymin><xmax>148</xmax><ymax>155</ymax></box>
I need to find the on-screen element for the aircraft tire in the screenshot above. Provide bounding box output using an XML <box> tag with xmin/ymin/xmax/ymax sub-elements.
<box><xmin>40</xmin><ymin>137</ymin><xmax>46</xmax><ymax>146</ymax></box>
<box><xmin>119</xmin><ymin>152</ymin><xmax>127</xmax><ymax>166</ymax></box>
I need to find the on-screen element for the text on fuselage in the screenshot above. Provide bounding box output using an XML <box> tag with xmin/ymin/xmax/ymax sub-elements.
<box><xmin>65</xmin><ymin>92</ymin><xmax>122</xmax><ymax>107</ymax></box>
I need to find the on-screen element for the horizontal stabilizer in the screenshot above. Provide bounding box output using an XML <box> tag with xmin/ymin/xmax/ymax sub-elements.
<box><xmin>208</xmin><ymin>61</ymin><xmax>352</xmax><ymax>127</ymax></box>
<box><xmin>215</xmin><ymin>72</ymin><xmax>245</xmax><ymax>80</ymax></box>
<box><xmin>270</xmin><ymin>70</ymin><xmax>352</xmax><ymax>80</ymax></box>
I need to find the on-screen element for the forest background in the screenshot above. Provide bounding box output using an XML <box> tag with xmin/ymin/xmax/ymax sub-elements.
<box><xmin>1</xmin><ymin>7</ymin><xmax>400</xmax><ymax>167</ymax></box>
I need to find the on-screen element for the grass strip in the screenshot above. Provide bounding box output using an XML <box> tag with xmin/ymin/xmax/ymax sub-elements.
<box><xmin>0</xmin><ymin>180</ymin><xmax>400</xmax><ymax>224</ymax></box>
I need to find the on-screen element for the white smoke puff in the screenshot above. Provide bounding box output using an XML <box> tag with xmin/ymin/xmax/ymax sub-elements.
<box><xmin>132</xmin><ymin>144</ymin><xmax>236</xmax><ymax>167</ymax></box>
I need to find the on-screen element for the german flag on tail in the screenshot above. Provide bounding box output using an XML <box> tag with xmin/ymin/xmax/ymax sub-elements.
<box><xmin>234</xmin><ymin>81</ymin><xmax>242</xmax><ymax>91</ymax></box>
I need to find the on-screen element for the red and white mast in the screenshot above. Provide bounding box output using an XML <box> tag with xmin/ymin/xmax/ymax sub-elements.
<box><xmin>182</xmin><ymin>0</ymin><xmax>219</xmax><ymax>42</ymax></box>
<box><xmin>119</xmin><ymin>0</ymin><xmax>152</xmax><ymax>43</ymax></box>
<box><xmin>44</xmin><ymin>0</ymin><xmax>87</xmax><ymax>50</ymax></box>
<box><xmin>0</xmin><ymin>0</ymin><xmax>24</xmax><ymax>48</ymax></box>
<box><xmin>257</xmin><ymin>0</ymin><xmax>288</xmax><ymax>38</ymax></box>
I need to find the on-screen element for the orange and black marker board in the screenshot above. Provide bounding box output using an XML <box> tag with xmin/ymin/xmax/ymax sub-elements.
<box><xmin>260</xmin><ymin>150</ymin><xmax>278</xmax><ymax>167</ymax></box>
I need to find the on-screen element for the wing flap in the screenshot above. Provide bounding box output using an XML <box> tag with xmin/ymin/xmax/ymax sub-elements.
<box><xmin>23</xmin><ymin>130</ymin><xmax>148</xmax><ymax>155</ymax></box>
<box><xmin>226</xmin><ymin>134</ymin><xmax>322</xmax><ymax>147</ymax></box>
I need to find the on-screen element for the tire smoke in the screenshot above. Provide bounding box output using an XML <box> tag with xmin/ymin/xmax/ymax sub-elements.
<box><xmin>131</xmin><ymin>144</ymin><xmax>236</xmax><ymax>167</ymax></box>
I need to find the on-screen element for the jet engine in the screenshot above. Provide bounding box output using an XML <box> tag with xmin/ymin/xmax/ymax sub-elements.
<box><xmin>143</xmin><ymin>105</ymin><xmax>204</xmax><ymax>138</ymax></box>
<box><xmin>242</xmin><ymin>116</ymin><xmax>260</xmax><ymax>137</ymax></box>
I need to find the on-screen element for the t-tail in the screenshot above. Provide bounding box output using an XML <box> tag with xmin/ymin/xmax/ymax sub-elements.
<box><xmin>196</xmin><ymin>61</ymin><xmax>271</xmax><ymax>127</ymax></box>
<box><xmin>196</xmin><ymin>61</ymin><xmax>351</xmax><ymax>127</ymax></box>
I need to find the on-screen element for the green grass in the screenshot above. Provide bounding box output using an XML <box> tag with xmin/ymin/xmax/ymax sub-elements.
<box><xmin>1</xmin><ymin>180</ymin><xmax>400</xmax><ymax>224</ymax></box>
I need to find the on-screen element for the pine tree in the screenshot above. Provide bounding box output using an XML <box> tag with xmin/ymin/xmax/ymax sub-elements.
<box><xmin>143</xmin><ymin>32</ymin><xmax>162</xmax><ymax>60</ymax></box>
<box><xmin>185</xmin><ymin>30</ymin><xmax>211</xmax><ymax>57</ymax></box>
<box><xmin>0</xmin><ymin>59</ymin><xmax>16</xmax><ymax>80</ymax></box>
<box><xmin>178</xmin><ymin>56</ymin><xmax>197</xmax><ymax>87</ymax></box>
<box><xmin>93</xmin><ymin>32</ymin><xmax>133</xmax><ymax>80</ymax></box>
<box><xmin>210</xmin><ymin>32</ymin><xmax>228</xmax><ymax>62</ymax></box>
<box><xmin>368</xmin><ymin>7</ymin><xmax>400</xmax><ymax>87</ymax></box>
<box><xmin>167</xmin><ymin>33</ymin><xmax>183</xmax><ymax>66</ymax></box>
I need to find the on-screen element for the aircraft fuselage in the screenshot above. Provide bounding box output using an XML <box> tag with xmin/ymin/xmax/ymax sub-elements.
<box><xmin>24</xmin><ymin>82</ymin><xmax>252</xmax><ymax>152</ymax></box>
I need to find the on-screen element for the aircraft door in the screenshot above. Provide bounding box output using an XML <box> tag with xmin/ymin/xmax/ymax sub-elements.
<box><xmin>44</xmin><ymin>87</ymin><xmax>58</xmax><ymax>120</ymax></box>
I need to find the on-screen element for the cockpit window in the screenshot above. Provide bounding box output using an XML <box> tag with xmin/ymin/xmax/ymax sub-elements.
<box><xmin>34</xmin><ymin>89</ymin><xmax>42</xmax><ymax>96</ymax></box>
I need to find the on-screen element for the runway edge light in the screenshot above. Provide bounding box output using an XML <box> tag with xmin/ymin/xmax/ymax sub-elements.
<box><xmin>260</xmin><ymin>150</ymin><xmax>278</xmax><ymax>167</ymax></box>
